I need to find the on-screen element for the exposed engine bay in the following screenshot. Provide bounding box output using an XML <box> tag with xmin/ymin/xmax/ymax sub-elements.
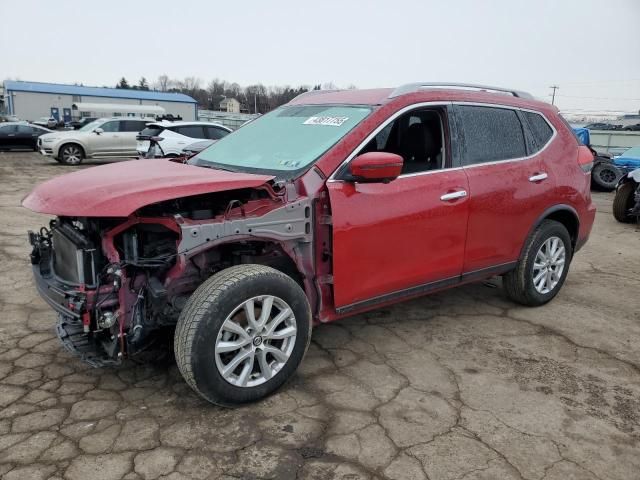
<box><xmin>28</xmin><ymin>186</ymin><xmax>316</xmax><ymax>367</ymax></box>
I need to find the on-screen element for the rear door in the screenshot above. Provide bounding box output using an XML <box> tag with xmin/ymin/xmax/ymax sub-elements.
<box><xmin>454</xmin><ymin>104</ymin><xmax>551</xmax><ymax>273</ymax></box>
<box><xmin>16</xmin><ymin>124</ymin><xmax>41</xmax><ymax>149</ymax></box>
<box><xmin>119</xmin><ymin>120</ymin><xmax>147</xmax><ymax>155</ymax></box>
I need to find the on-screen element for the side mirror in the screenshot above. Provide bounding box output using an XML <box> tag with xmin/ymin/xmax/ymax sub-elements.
<box><xmin>94</xmin><ymin>128</ymin><xmax>104</xmax><ymax>135</ymax></box>
<box><xmin>349</xmin><ymin>152</ymin><xmax>403</xmax><ymax>183</ymax></box>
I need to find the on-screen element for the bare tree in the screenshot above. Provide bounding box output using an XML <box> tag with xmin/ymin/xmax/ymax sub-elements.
<box><xmin>155</xmin><ymin>74</ymin><xmax>170</xmax><ymax>92</ymax></box>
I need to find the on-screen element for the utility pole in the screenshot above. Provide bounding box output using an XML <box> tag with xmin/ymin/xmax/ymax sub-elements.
<box><xmin>549</xmin><ymin>85</ymin><xmax>559</xmax><ymax>105</ymax></box>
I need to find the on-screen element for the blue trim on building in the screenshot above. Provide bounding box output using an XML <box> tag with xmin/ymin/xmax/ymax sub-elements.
<box><xmin>4</xmin><ymin>80</ymin><xmax>197</xmax><ymax>104</ymax></box>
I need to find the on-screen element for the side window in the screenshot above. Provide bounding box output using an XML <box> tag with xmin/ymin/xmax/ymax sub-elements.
<box><xmin>357</xmin><ymin>108</ymin><xmax>447</xmax><ymax>175</ymax></box>
<box><xmin>456</xmin><ymin>106</ymin><xmax>526</xmax><ymax>165</ymax></box>
<box><xmin>100</xmin><ymin>121</ymin><xmax>119</xmax><ymax>133</ymax></box>
<box><xmin>119</xmin><ymin>121</ymin><xmax>145</xmax><ymax>132</ymax></box>
<box><xmin>205</xmin><ymin>126</ymin><xmax>229</xmax><ymax>140</ymax></box>
<box><xmin>0</xmin><ymin>125</ymin><xmax>17</xmax><ymax>133</ymax></box>
<box><xmin>523</xmin><ymin>111</ymin><xmax>553</xmax><ymax>150</ymax></box>
<box><xmin>17</xmin><ymin>125</ymin><xmax>35</xmax><ymax>134</ymax></box>
<box><xmin>177</xmin><ymin>125</ymin><xmax>206</xmax><ymax>139</ymax></box>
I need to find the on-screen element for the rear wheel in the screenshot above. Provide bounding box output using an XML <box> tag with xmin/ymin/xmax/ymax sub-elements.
<box><xmin>503</xmin><ymin>220</ymin><xmax>572</xmax><ymax>306</ymax></box>
<box><xmin>58</xmin><ymin>143</ymin><xmax>84</xmax><ymax>165</ymax></box>
<box><xmin>174</xmin><ymin>265</ymin><xmax>311</xmax><ymax>407</ymax></box>
<box><xmin>591</xmin><ymin>163</ymin><xmax>621</xmax><ymax>191</ymax></box>
<box><xmin>612</xmin><ymin>182</ymin><xmax>636</xmax><ymax>223</ymax></box>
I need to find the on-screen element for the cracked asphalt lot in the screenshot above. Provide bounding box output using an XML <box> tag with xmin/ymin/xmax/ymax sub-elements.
<box><xmin>0</xmin><ymin>152</ymin><xmax>639</xmax><ymax>480</ymax></box>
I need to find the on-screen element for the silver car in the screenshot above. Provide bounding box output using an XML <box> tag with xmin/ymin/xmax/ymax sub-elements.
<box><xmin>38</xmin><ymin>118</ymin><xmax>150</xmax><ymax>165</ymax></box>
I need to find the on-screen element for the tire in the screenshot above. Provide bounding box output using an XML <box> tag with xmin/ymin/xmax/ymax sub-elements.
<box><xmin>174</xmin><ymin>264</ymin><xmax>312</xmax><ymax>407</ymax></box>
<box><xmin>503</xmin><ymin>220</ymin><xmax>573</xmax><ymax>306</ymax></box>
<box><xmin>58</xmin><ymin>143</ymin><xmax>84</xmax><ymax>165</ymax></box>
<box><xmin>612</xmin><ymin>182</ymin><xmax>636</xmax><ymax>223</ymax></box>
<box><xmin>591</xmin><ymin>163</ymin><xmax>622</xmax><ymax>191</ymax></box>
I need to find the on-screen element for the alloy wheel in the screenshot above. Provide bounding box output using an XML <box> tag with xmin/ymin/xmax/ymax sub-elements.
<box><xmin>62</xmin><ymin>146</ymin><xmax>82</xmax><ymax>164</ymax></box>
<box><xmin>532</xmin><ymin>236</ymin><xmax>566</xmax><ymax>294</ymax></box>
<box><xmin>214</xmin><ymin>295</ymin><xmax>297</xmax><ymax>387</ymax></box>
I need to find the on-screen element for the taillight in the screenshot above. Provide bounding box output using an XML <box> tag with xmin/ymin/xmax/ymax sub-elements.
<box><xmin>577</xmin><ymin>145</ymin><xmax>594</xmax><ymax>173</ymax></box>
<box><xmin>150</xmin><ymin>136</ymin><xmax>164</xmax><ymax>142</ymax></box>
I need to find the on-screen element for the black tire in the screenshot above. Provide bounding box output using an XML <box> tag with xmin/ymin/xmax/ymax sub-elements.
<box><xmin>58</xmin><ymin>143</ymin><xmax>85</xmax><ymax>165</ymax></box>
<box><xmin>612</xmin><ymin>182</ymin><xmax>636</xmax><ymax>223</ymax></box>
<box><xmin>503</xmin><ymin>220</ymin><xmax>573</xmax><ymax>306</ymax></box>
<box><xmin>174</xmin><ymin>264</ymin><xmax>311</xmax><ymax>407</ymax></box>
<box><xmin>591</xmin><ymin>163</ymin><xmax>622</xmax><ymax>191</ymax></box>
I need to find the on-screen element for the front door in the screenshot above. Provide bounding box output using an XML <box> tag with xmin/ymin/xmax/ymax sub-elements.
<box><xmin>50</xmin><ymin>107</ymin><xmax>59</xmax><ymax>121</ymax></box>
<box><xmin>327</xmin><ymin>106</ymin><xmax>470</xmax><ymax>310</ymax></box>
<box><xmin>87</xmin><ymin>120</ymin><xmax>121</xmax><ymax>155</ymax></box>
<box><xmin>62</xmin><ymin>108</ymin><xmax>72</xmax><ymax>123</ymax></box>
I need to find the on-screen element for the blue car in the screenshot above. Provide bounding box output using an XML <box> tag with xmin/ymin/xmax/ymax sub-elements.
<box><xmin>613</xmin><ymin>146</ymin><xmax>640</xmax><ymax>174</ymax></box>
<box><xmin>573</xmin><ymin>127</ymin><xmax>620</xmax><ymax>190</ymax></box>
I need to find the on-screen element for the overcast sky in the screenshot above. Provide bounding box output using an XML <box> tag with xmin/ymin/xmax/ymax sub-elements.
<box><xmin>2</xmin><ymin>0</ymin><xmax>639</xmax><ymax>112</ymax></box>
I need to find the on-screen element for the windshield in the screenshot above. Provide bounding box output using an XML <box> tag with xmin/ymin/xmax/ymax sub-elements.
<box><xmin>622</xmin><ymin>146</ymin><xmax>640</xmax><ymax>158</ymax></box>
<box><xmin>190</xmin><ymin>105</ymin><xmax>372</xmax><ymax>175</ymax></box>
<box><xmin>78</xmin><ymin>119</ymin><xmax>105</xmax><ymax>132</ymax></box>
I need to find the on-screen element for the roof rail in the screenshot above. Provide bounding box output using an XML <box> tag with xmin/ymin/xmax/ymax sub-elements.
<box><xmin>389</xmin><ymin>82</ymin><xmax>534</xmax><ymax>100</ymax></box>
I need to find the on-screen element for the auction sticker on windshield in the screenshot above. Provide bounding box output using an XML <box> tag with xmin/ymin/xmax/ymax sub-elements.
<box><xmin>303</xmin><ymin>116</ymin><xmax>349</xmax><ymax>126</ymax></box>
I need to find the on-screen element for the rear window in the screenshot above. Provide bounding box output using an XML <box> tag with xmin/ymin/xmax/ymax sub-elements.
<box><xmin>456</xmin><ymin>105</ymin><xmax>527</xmax><ymax>165</ymax></box>
<box><xmin>140</xmin><ymin>126</ymin><xmax>163</xmax><ymax>137</ymax></box>
<box><xmin>523</xmin><ymin>112</ymin><xmax>553</xmax><ymax>149</ymax></box>
<box><xmin>206</xmin><ymin>126</ymin><xmax>229</xmax><ymax>140</ymax></box>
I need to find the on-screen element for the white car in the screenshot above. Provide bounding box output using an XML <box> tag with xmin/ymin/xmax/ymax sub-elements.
<box><xmin>38</xmin><ymin>118</ymin><xmax>150</xmax><ymax>165</ymax></box>
<box><xmin>33</xmin><ymin>117</ymin><xmax>58</xmax><ymax>129</ymax></box>
<box><xmin>136</xmin><ymin>121</ymin><xmax>231</xmax><ymax>158</ymax></box>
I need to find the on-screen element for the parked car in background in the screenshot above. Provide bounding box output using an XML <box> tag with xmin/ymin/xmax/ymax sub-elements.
<box><xmin>612</xmin><ymin>146</ymin><xmax>640</xmax><ymax>174</ymax></box>
<box><xmin>0</xmin><ymin>114</ymin><xmax>20</xmax><ymax>123</ymax></box>
<box><xmin>623</xmin><ymin>124</ymin><xmax>640</xmax><ymax>131</ymax></box>
<box><xmin>24</xmin><ymin>82</ymin><xmax>596</xmax><ymax>406</ymax></box>
<box><xmin>38</xmin><ymin>117</ymin><xmax>149</xmax><ymax>165</ymax></box>
<box><xmin>613</xmin><ymin>168</ymin><xmax>640</xmax><ymax>223</ymax></box>
<box><xmin>136</xmin><ymin>121</ymin><xmax>230</xmax><ymax>158</ymax></box>
<box><xmin>0</xmin><ymin>122</ymin><xmax>51</xmax><ymax>150</ymax></box>
<box><xmin>583</xmin><ymin>122</ymin><xmax>621</xmax><ymax>130</ymax></box>
<box><xmin>33</xmin><ymin>117</ymin><xmax>58</xmax><ymax>129</ymax></box>
<box><xmin>573</xmin><ymin>127</ymin><xmax>621</xmax><ymax>191</ymax></box>
<box><xmin>181</xmin><ymin>139</ymin><xmax>215</xmax><ymax>157</ymax></box>
<box><xmin>67</xmin><ymin>117</ymin><xmax>98</xmax><ymax>130</ymax></box>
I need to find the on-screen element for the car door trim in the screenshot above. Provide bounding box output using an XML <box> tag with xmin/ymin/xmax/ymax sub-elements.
<box><xmin>334</xmin><ymin>261</ymin><xmax>517</xmax><ymax>314</ymax></box>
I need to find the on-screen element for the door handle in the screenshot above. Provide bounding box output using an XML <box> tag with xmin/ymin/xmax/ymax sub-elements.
<box><xmin>440</xmin><ymin>190</ymin><xmax>468</xmax><ymax>202</ymax></box>
<box><xmin>529</xmin><ymin>172</ymin><xmax>548</xmax><ymax>182</ymax></box>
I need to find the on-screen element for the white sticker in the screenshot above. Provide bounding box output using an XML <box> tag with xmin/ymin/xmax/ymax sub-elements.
<box><xmin>303</xmin><ymin>116</ymin><xmax>349</xmax><ymax>127</ymax></box>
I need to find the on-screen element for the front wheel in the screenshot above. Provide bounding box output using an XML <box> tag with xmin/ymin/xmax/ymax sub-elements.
<box><xmin>612</xmin><ymin>182</ymin><xmax>636</xmax><ymax>223</ymax></box>
<box><xmin>503</xmin><ymin>220</ymin><xmax>572</xmax><ymax>306</ymax></box>
<box><xmin>58</xmin><ymin>143</ymin><xmax>84</xmax><ymax>165</ymax></box>
<box><xmin>174</xmin><ymin>265</ymin><xmax>311</xmax><ymax>407</ymax></box>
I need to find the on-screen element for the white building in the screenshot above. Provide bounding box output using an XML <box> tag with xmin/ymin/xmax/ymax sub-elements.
<box><xmin>219</xmin><ymin>97</ymin><xmax>241</xmax><ymax>113</ymax></box>
<box><xmin>3</xmin><ymin>80</ymin><xmax>198</xmax><ymax>122</ymax></box>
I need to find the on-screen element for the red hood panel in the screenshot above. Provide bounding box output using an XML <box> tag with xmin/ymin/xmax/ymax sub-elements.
<box><xmin>23</xmin><ymin>159</ymin><xmax>275</xmax><ymax>217</ymax></box>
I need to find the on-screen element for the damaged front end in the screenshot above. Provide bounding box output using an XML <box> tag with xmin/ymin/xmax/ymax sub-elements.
<box><xmin>28</xmin><ymin>184</ymin><xmax>315</xmax><ymax>367</ymax></box>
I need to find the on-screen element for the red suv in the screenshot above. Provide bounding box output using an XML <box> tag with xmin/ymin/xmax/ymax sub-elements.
<box><xmin>24</xmin><ymin>83</ymin><xmax>596</xmax><ymax>406</ymax></box>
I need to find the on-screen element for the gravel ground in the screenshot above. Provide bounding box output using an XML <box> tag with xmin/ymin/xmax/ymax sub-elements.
<box><xmin>0</xmin><ymin>151</ymin><xmax>639</xmax><ymax>480</ymax></box>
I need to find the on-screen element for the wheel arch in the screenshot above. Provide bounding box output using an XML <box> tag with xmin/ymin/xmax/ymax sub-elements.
<box><xmin>521</xmin><ymin>205</ymin><xmax>580</xmax><ymax>257</ymax></box>
<box><xmin>56</xmin><ymin>141</ymin><xmax>86</xmax><ymax>159</ymax></box>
